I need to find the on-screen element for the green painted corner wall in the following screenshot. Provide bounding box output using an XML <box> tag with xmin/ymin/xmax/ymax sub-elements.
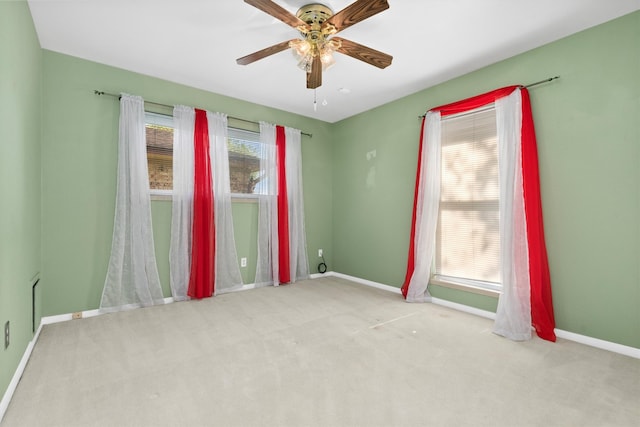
<box><xmin>0</xmin><ymin>0</ymin><xmax>42</xmax><ymax>403</ymax></box>
<box><xmin>40</xmin><ymin>51</ymin><xmax>334</xmax><ymax>317</ymax></box>
<box><xmin>332</xmin><ymin>11</ymin><xmax>640</xmax><ymax>348</ymax></box>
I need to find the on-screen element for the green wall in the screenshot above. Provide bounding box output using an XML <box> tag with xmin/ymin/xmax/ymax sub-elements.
<box><xmin>150</xmin><ymin>200</ymin><xmax>262</xmax><ymax>289</ymax></box>
<box><xmin>332</xmin><ymin>11</ymin><xmax>640</xmax><ymax>348</ymax></box>
<box><xmin>40</xmin><ymin>51</ymin><xmax>334</xmax><ymax>316</ymax></box>
<box><xmin>0</xmin><ymin>0</ymin><xmax>42</xmax><ymax>403</ymax></box>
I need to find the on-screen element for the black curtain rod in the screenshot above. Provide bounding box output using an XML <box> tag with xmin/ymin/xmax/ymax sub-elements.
<box><xmin>418</xmin><ymin>76</ymin><xmax>560</xmax><ymax>118</ymax></box>
<box><xmin>93</xmin><ymin>90</ymin><xmax>313</xmax><ymax>138</ymax></box>
<box><xmin>522</xmin><ymin>75</ymin><xmax>560</xmax><ymax>88</ymax></box>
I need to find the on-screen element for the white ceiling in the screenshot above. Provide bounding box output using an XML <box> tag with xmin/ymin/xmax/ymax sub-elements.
<box><xmin>28</xmin><ymin>0</ymin><xmax>640</xmax><ymax>123</ymax></box>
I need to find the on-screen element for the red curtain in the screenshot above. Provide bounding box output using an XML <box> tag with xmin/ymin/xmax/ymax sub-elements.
<box><xmin>521</xmin><ymin>89</ymin><xmax>556</xmax><ymax>341</ymax></box>
<box><xmin>276</xmin><ymin>125</ymin><xmax>291</xmax><ymax>284</ymax></box>
<box><xmin>403</xmin><ymin>86</ymin><xmax>555</xmax><ymax>341</ymax></box>
<box><xmin>188</xmin><ymin>109</ymin><xmax>215</xmax><ymax>298</ymax></box>
<box><xmin>431</xmin><ymin>86</ymin><xmax>519</xmax><ymax>116</ymax></box>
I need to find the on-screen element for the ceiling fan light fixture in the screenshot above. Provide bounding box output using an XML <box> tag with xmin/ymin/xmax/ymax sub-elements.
<box><xmin>289</xmin><ymin>39</ymin><xmax>311</xmax><ymax>58</ymax></box>
<box><xmin>319</xmin><ymin>38</ymin><xmax>341</xmax><ymax>70</ymax></box>
<box><xmin>319</xmin><ymin>48</ymin><xmax>335</xmax><ymax>70</ymax></box>
<box><xmin>297</xmin><ymin>52</ymin><xmax>314</xmax><ymax>72</ymax></box>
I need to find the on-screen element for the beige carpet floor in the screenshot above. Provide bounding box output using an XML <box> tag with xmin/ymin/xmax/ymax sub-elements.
<box><xmin>2</xmin><ymin>276</ymin><xmax>639</xmax><ymax>427</ymax></box>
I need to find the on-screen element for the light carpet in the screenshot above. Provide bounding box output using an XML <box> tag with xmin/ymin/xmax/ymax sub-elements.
<box><xmin>2</xmin><ymin>277</ymin><xmax>639</xmax><ymax>426</ymax></box>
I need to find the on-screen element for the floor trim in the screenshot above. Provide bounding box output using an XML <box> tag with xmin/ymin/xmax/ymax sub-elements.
<box><xmin>554</xmin><ymin>329</ymin><xmax>640</xmax><ymax>359</ymax></box>
<box><xmin>326</xmin><ymin>271</ymin><xmax>640</xmax><ymax>359</ymax></box>
<box><xmin>0</xmin><ymin>322</ymin><xmax>43</xmax><ymax>424</ymax></box>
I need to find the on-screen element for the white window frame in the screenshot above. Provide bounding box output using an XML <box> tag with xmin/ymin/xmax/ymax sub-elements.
<box><xmin>144</xmin><ymin>112</ymin><xmax>264</xmax><ymax>201</ymax></box>
<box><xmin>145</xmin><ymin>112</ymin><xmax>174</xmax><ymax>200</ymax></box>
<box><xmin>227</xmin><ymin>127</ymin><xmax>263</xmax><ymax>200</ymax></box>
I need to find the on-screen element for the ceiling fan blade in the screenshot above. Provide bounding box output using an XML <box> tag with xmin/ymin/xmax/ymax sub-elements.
<box><xmin>244</xmin><ymin>0</ymin><xmax>310</xmax><ymax>32</ymax></box>
<box><xmin>306</xmin><ymin>56</ymin><xmax>322</xmax><ymax>89</ymax></box>
<box><xmin>333</xmin><ymin>37</ymin><xmax>392</xmax><ymax>69</ymax></box>
<box><xmin>236</xmin><ymin>39</ymin><xmax>296</xmax><ymax>65</ymax></box>
<box><xmin>322</xmin><ymin>0</ymin><xmax>389</xmax><ymax>34</ymax></box>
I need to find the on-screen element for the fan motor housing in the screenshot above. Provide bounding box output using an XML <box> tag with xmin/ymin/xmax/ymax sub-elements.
<box><xmin>296</xmin><ymin>4</ymin><xmax>334</xmax><ymax>26</ymax></box>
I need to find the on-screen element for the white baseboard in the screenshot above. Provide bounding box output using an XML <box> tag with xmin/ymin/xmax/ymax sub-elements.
<box><xmin>328</xmin><ymin>271</ymin><xmax>403</xmax><ymax>294</ymax></box>
<box><xmin>320</xmin><ymin>271</ymin><xmax>640</xmax><ymax>359</ymax></box>
<box><xmin>217</xmin><ymin>283</ymin><xmax>258</xmax><ymax>295</ymax></box>
<box><xmin>40</xmin><ymin>309</ymin><xmax>101</xmax><ymax>325</ymax></box>
<box><xmin>430</xmin><ymin>297</ymin><xmax>496</xmax><ymax>320</ymax></box>
<box><xmin>554</xmin><ymin>329</ymin><xmax>640</xmax><ymax>359</ymax></box>
<box><xmin>0</xmin><ymin>322</ymin><xmax>44</xmax><ymax>424</ymax></box>
<box><xmin>40</xmin><ymin>298</ymin><xmax>176</xmax><ymax>325</ymax></box>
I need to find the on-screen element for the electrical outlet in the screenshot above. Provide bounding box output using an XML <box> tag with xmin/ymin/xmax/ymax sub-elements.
<box><xmin>72</xmin><ymin>312</ymin><xmax>83</xmax><ymax>320</ymax></box>
<box><xmin>240</xmin><ymin>257</ymin><xmax>247</xmax><ymax>268</ymax></box>
<box><xmin>4</xmin><ymin>321</ymin><xmax>9</xmax><ymax>350</ymax></box>
<box><xmin>318</xmin><ymin>249</ymin><xmax>323</xmax><ymax>257</ymax></box>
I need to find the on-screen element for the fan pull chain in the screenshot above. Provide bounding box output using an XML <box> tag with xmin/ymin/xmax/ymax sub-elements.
<box><xmin>313</xmin><ymin>89</ymin><xmax>318</xmax><ymax>111</ymax></box>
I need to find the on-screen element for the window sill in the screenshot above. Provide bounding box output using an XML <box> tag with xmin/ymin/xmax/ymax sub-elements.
<box><xmin>430</xmin><ymin>277</ymin><xmax>500</xmax><ymax>298</ymax></box>
<box><xmin>231</xmin><ymin>193</ymin><xmax>259</xmax><ymax>203</ymax></box>
<box><xmin>149</xmin><ymin>192</ymin><xmax>261</xmax><ymax>203</ymax></box>
<box><xmin>150</xmin><ymin>192</ymin><xmax>172</xmax><ymax>201</ymax></box>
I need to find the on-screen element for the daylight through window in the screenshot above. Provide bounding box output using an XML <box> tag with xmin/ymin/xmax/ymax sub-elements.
<box><xmin>227</xmin><ymin>128</ymin><xmax>264</xmax><ymax>195</ymax></box>
<box><xmin>145</xmin><ymin>112</ymin><xmax>264</xmax><ymax>195</ymax></box>
<box><xmin>435</xmin><ymin>106</ymin><xmax>501</xmax><ymax>291</ymax></box>
<box><xmin>146</xmin><ymin>112</ymin><xmax>174</xmax><ymax>192</ymax></box>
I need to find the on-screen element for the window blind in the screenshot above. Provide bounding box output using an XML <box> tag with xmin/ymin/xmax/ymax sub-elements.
<box><xmin>436</xmin><ymin>106</ymin><xmax>501</xmax><ymax>287</ymax></box>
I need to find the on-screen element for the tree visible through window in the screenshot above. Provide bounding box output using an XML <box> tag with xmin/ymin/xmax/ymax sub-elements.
<box><xmin>146</xmin><ymin>118</ymin><xmax>173</xmax><ymax>191</ymax></box>
<box><xmin>145</xmin><ymin>112</ymin><xmax>264</xmax><ymax>195</ymax></box>
<box><xmin>227</xmin><ymin>128</ymin><xmax>263</xmax><ymax>195</ymax></box>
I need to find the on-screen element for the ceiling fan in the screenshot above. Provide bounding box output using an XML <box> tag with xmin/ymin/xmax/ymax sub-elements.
<box><xmin>236</xmin><ymin>0</ymin><xmax>393</xmax><ymax>89</ymax></box>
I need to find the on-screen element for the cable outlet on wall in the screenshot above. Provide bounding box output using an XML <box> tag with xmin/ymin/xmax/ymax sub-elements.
<box><xmin>318</xmin><ymin>249</ymin><xmax>323</xmax><ymax>257</ymax></box>
<box><xmin>241</xmin><ymin>257</ymin><xmax>247</xmax><ymax>268</ymax></box>
<box><xmin>72</xmin><ymin>312</ymin><xmax>83</xmax><ymax>320</ymax></box>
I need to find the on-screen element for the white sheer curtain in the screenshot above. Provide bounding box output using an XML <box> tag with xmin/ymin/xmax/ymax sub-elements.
<box><xmin>255</xmin><ymin>122</ymin><xmax>279</xmax><ymax>286</ymax></box>
<box><xmin>285</xmin><ymin>127</ymin><xmax>310</xmax><ymax>282</ymax></box>
<box><xmin>406</xmin><ymin>111</ymin><xmax>441</xmax><ymax>303</ymax></box>
<box><xmin>207</xmin><ymin>111</ymin><xmax>243</xmax><ymax>293</ymax></box>
<box><xmin>169</xmin><ymin>108</ymin><xmax>243</xmax><ymax>298</ymax></box>
<box><xmin>255</xmin><ymin>123</ymin><xmax>309</xmax><ymax>286</ymax></box>
<box><xmin>100</xmin><ymin>93</ymin><xmax>164</xmax><ymax>311</ymax></box>
<box><xmin>493</xmin><ymin>89</ymin><xmax>532</xmax><ymax>340</ymax></box>
<box><xmin>169</xmin><ymin>105</ymin><xmax>194</xmax><ymax>301</ymax></box>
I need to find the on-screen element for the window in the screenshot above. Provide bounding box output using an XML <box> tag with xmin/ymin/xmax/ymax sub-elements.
<box><xmin>144</xmin><ymin>112</ymin><xmax>264</xmax><ymax>196</ymax></box>
<box><xmin>146</xmin><ymin>112</ymin><xmax>174</xmax><ymax>194</ymax></box>
<box><xmin>435</xmin><ymin>106</ymin><xmax>501</xmax><ymax>292</ymax></box>
<box><xmin>227</xmin><ymin>128</ymin><xmax>264</xmax><ymax>195</ymax></box>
